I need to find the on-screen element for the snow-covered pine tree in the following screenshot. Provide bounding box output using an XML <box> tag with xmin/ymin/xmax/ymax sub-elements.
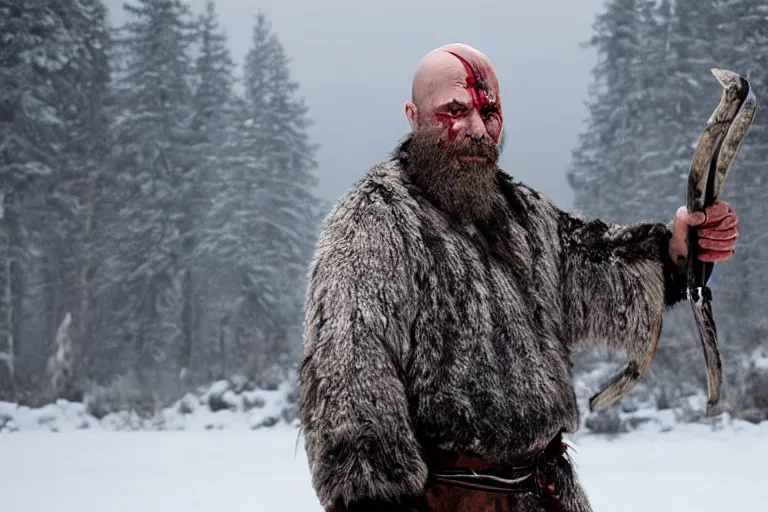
<box><xmin>30</xmin><ymin>0</ymin><xmax>112</xmax><ymax>403</ymax></box>
<box><xmin>247</xmin><ymin>12</ymin><xmax>324</xmax><ymax>379</ymax></box>
<box><xmin>186</xmin><ymin>0</ymin><xmax>238</xmax><ymax>385</ymax></box>
<box><xmin>191</xmin><ymin>1</ymin><xmax>235</xmax><ymax>133</ymax></box>
<box><xmin>568</xmin><ymin>0</ymin><xmax>649</xmax><ymax>225</ymax></box>
<box><xmin>0</xmin><ymin>0</ymin><xmax>57</xmax><ymax>398</ymax></box>
<box><xmin>0</xmin><ymin>0</ymin><xmax>112</xmax><ymax>401</ymax></box>
<box><xmin>619</xmin><ymin>0</ymin><xmax>680</xmax><ymax>222</ymax></box>
<box><xmin>570</xmin><ymin>0</ymin><xmax>704</xmax><ymax>225</ymax></box>
<box><xmin>202</xmin><ymin>93</ymin><xmax>266</xmax><ymax>379</ymax></box>
<box><xmin>703</xmin><ymin>0</ymin><xmax>768</xmax><ymax>402</ymax></box>
<box><xmin>207</xmin><ymin>11</ymin><xmax>323</xmax><ymax>383</ymax></box>
<box><xmin>106</xmin><ymin>0</ymin><xmax>198</xmax><ymax>406</ymax></box>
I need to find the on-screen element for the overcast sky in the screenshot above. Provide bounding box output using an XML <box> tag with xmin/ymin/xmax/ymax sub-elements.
<box><xmin>106</xmin><ymin>0</ymin><xmax>608</xmax><ymax>209</ymax></box>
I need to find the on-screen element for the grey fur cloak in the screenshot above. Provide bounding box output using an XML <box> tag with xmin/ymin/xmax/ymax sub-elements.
<box><xmin>298</xmin><ymin>146</ymin><xmax>687</xmax><ymax>511</ymax></box>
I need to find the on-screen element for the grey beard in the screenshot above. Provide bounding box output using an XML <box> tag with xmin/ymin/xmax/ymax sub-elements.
<box><xmin>414</xmin><ymin>162</ymin><xmax>504</xmax><ymax>224</ymax></box>
<box><xmin>396</xmin><ymin>133</ymin><xmax>504</xmax><ymax>224</ymax></box>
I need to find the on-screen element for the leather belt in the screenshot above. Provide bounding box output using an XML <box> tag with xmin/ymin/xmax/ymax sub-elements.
<box><xmin>425</xmin><ymin>432</ymin><xmax>567</xmax><ymax>511</ymax></box>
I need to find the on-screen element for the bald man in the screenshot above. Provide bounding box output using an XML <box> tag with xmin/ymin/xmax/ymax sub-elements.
<box><xmin>298</xmin><ymin>44</ymin><xmax>739</xmax><ymax>512</ymax></box>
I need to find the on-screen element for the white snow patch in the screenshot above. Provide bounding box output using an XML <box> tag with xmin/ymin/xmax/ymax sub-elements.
<box><xmin>0</xmin><ymin>378</ymin><xmax>297</xmax><ymax>434</ymax></box>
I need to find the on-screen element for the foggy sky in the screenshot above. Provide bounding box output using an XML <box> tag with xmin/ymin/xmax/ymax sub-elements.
<box><xmin>106</xmin><ymin>0</ymin><xmax>608</xmax><ymax>210</ymax></box>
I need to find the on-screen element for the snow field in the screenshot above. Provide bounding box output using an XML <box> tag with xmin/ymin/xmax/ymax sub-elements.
<box><xmin>3</xmin><ymin>422</ymin><xmax>768</xmax><ymax>511</ymax></box>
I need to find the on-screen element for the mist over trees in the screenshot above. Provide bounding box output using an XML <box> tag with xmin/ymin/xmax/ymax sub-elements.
<box><xmin>569</xmin><ymin>0</ymin><xmax>768</xmax><ymax>422</ymax></box>
<box><xmin>0</xmin><ymin>0</ymin><xmax>324</xmax><ymax>413</ymax></box>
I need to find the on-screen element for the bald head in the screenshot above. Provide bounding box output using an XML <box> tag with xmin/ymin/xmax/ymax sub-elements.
<box><xmin>411</xmin><ymin>44</ymin><xmax>499</xmax><ymax>106</ymax></box>
<box><xmin>405</xmin><ymin>43</ymin><xmax>503</xmax><ymax>145</ymax></box>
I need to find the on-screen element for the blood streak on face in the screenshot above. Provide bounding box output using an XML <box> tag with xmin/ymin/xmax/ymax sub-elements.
<box><xmin>432</xmin><ymin>111</ymin><xmax>463</xmax><ymax>144</ymax></box>
<box><xmin>443</xmin><ymin>50</ymin><xmax>503</xmax><ymax>143</ymax></box>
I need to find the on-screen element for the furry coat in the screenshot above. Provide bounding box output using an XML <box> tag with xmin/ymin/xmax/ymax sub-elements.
<box><xmin>298</xmin><ymin>150</ymin><xmax>687</xmax><ymax>511</ymax></box>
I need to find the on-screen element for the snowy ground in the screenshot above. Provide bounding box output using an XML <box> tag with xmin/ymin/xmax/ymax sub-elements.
<box><xmin>3</xmin><ymin>422</ymin><xmax>768</xmax><ymax>511</ymax></box>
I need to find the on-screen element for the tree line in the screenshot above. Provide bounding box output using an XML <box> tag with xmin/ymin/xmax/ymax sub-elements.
<box><xmin>0</xmin><ymin>0</ymin><xmax>324</xmax><ymax>413</ymax></box>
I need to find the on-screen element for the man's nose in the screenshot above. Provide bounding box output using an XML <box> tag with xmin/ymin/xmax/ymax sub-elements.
<box><xmin>463</xmin><ymin>110</ymin><xmax>487</xmax><ymax>140</ymax></box>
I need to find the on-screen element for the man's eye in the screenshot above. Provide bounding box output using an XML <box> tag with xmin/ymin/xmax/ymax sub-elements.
<box><xmin>449</xmin><ymin>107</ymin><xmax>463</xmax><ymax>116</ymax></box>
<box><xmin>481</xmin><ymin>107</ymin><xmax>499</xmax><ymax>120</ymax></box>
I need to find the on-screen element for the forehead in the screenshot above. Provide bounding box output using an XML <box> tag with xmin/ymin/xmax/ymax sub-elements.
<box><xmin>446</xmin><ymin>50</ymin><xmax>499</xmax><ymax>89</ymax></box>
<box><xmin>420</xmin><ymin>51</ymin><xmax>500</xmax><ymax>108</ymax></box>
<box><xmin>424</xmin><ymin>66</ymin><xmax>473</xmax><ymax>103</ymax></box>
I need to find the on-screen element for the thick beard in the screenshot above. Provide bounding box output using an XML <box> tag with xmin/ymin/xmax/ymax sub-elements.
<box><xmin>398</xmin><ymin>128</ymin><xmax>503</xmax><ymax>224</ymax></box>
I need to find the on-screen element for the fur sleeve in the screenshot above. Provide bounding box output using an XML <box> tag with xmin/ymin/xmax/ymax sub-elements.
<box><xmin>557</xmin><ymin>210</ymin><xmax>687</xmax><ymax>350</ymax></box>
<box><xmin>298</xmin><ymin>185</ymin><xmax>428</xmax><ymax>510</ymax></box>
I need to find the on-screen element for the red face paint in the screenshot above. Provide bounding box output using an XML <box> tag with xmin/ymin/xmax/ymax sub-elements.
<box><xmin>444</xmin><ymin>51</ymin><xmax>503</xmax><ymax>143</ymax></box>
<box><xmin>432</xmin><ymin>110</ymin><xmax>462</xmax><ymax>144</ymax></box>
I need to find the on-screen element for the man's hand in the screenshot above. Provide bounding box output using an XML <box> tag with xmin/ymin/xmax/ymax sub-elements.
<box><xmin>669</xmin><ymin>200</ymin><xmax>739</xmax><ymax>266</ymax></box>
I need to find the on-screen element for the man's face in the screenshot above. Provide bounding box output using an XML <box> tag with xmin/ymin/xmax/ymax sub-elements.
<box><xmin>400</xmin><ymin>44</ymin><xmax>505</xmax><ymax>222</ymax></box>
<box><xmin>407</xmin><ymin>45</ymin><xmax>504</xmax><ymax>160</ymax></box>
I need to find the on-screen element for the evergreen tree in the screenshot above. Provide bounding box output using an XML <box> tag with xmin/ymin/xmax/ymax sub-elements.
<box><xmin>0</xmin><ymin>0</ymin><xmax>60</xmax><ymax>397</ymax></box>
<box><xmin>187</xmin><ymin>0</ymin><xmax>238</xmax><ymax>383</ymax></box>
<box><xmin>0</xmin><ymin>0</ymin><xmax>112</xmax><ymax>401</ymax></box>
<box><xmin>249</xmin><ymin>12</ymin><xmax>323</xmax><ymax>374</ymax></box>
<box><xmin>568</xmin><ymin>0</ymin><xmax>646</xmax><ymax>224</ymax></box>
<box><xmin>207</xmin><ymin>12</ymin><xmax>323</xmax><ymax>379</ymax></box>
<box><xmin>707</xmin><ymin>0</ymin><xmax>768</xmax><ymax>384</ymax></box>
<box><xmin>106</xmin><ymin>0</ymin><xmax>198</xmax><ymax>403</ymax></box>
<box><xmin>34</xmin><ymin>0</ymin><xmax>113</xmax><ymax>401</ymax></box>
<box><xmin>192</xmin><ymin>1</ymin><xmax>235</xmax><ymax>134</ymax></box>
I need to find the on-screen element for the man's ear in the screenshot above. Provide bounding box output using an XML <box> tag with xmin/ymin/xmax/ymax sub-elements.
<box><xmin>404</xmin><ymin>100</ymin><xmax>418</xmax><ymax>130</ymax></box>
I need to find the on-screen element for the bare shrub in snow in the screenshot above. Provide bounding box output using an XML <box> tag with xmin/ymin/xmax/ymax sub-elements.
<box><xmin>84</xmin><ymin>374</ymin><xmax>151</xmax><ymax>419</ymax></box>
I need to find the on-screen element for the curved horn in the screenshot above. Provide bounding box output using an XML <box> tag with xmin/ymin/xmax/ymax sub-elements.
<box><xmin>687</xmin><ymin>68</ymin><xmax>756</xmax><ymax>414</ymax></box>
<box><xmin>711</xmin><ymin>70</ymin><xmax>758</xmax><ymax>199</ymax></box>
<box><xmin>588</xmin><ymin>69</ymin><xmax>757</xmax><ymax>414</ymax></box>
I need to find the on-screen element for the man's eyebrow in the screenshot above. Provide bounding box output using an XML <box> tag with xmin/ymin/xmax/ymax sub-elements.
<box><xmin>437</xmin><ymin>99</ymin><xmax>468</xmax><ymax>109</ymax></box>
